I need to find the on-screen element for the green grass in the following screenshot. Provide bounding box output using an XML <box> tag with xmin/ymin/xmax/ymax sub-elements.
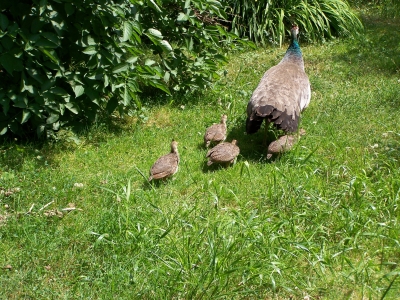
<box><xmin>1</xmin><ymin>11</ymin><xmax>400</xmax><ymax>299</ymax></box>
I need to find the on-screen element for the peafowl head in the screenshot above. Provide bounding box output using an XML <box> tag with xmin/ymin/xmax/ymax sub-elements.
<box><xmin>221</xmin><ymin>114</ymin><xmax>228</xmax><ymax>124</ymax></box>
<box><xmin>291</xmin><ymin>25</ymin><xmax>299</xmax><ymax>39</ymax></box>
<box><xmin>279</xmin><ymin>24</ymin><xmax>304</xmax><ymax>66</ymax></box>
<box><xmin>170</xmin><ymin>140</ymin><xmax>178</xmax><ymax>152</ymax></box>
<box><xmin>286</xmin><ymin>25</ymin><xmax>302</xmax><ymax>58</ymax></box>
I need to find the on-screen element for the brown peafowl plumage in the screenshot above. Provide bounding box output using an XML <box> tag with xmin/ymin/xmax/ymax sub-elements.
<box><xmin>204</xmin><ymin>114</ymin><xmax>228</xmax><ymax>148</ymax></box>
<box><xmin>148</xmin><ymin>140</ymin><xmax>179</xmax><ymax>181</ymax></box>
<box><xmin>246</xmin><ymin>25</ymin><xmax>311</xmax><ymax>135</ymax></box>
<box><xmin>267</xmin><ymin>128</ymin><xmax>306</xmax><ymax>159</ymax></box>
<box><xmin>206</xmin><ymin>140</ymin><xmax>240</xmax><ymax>167</ymax></box>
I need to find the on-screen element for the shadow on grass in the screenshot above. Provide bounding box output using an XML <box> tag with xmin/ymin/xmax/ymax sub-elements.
<box><xmin>201</xmin><ymin>159</ymin><xmax>233</xmax><ymax>173</ymax></box>
<box><xmin>0</xmin><ymin>139</ymin><xmax>56</xmax><ymax>173</ymax></box>
<box><xmin>0</xmin><ymin>113</ymin><xmax>143</xmax><ymax>172</ymax></box>
<box><xmin>225</xmin><ymin>118</ymin><xmax>285</xmax><ymax>163</ymax></box>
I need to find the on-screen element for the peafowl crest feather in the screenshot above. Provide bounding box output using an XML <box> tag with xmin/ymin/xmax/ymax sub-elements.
<box><xmin>246</xmin><ymin>25</ymin><xmax>311</xmax><ymax>134</ymax></box>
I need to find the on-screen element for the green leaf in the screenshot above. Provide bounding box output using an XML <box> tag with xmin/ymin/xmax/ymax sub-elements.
<box><xmin>41</xmin><ymin>32</ymin><xmax>60</xmax><ymax>46</ymax></box>
<box><xmin>145</xmin><ymin>59</ymin><xmax>156</xmax><ymax>66</ymax></box>
<box><xmin>38</xmin><ymin>47</ymin><xmax>60</xmax><ymax>64</ymax></box>
<box><xmin>123</xmin><ymin>85</ymin><xmax>130</xmax><ymax>106</ymax></box>
<box><xmin>35</xmin><ymin>38</ymin><xmax>59</xmax><ymax>48</ymax></box>
<box><xmin>126</xmin><ymin>56</ymin><xmax>138</xmax><ymax>64</ymax></box>
<box><xmin>122</xmin><ymin>22</ymin><xmax>132</xmax><ymax>42</ymax></box>
<box><xmin>65</xmin><ymin>102</ymin><xmax>79</xmax><ymax>114</ymax></box>
<box><xmin>59</xmin><ymin>103</ymin><xmax>65</xmax><ymax>115</ymax></box>
<box><xmin>39</xmin><ymin>0</ymin><xmax>48</xmax><ymax>15</ymax></box>
<box><xmin>50</xmin><ymin>87</ymin><xmax>69</xmax><ymax>96</ymax></box>
<box><xmin>128</xmin><ymin>79</ymin><xmax>140</xmax><ymax>92</ymax></box>
<box><xmin>41</xmin><ymin>78</ymin><xmax>56</xmax><ymax>92</ymax></box>
<box><xmin>185</xmin><ymin>38</ymin><xmax>194</xmax><ymax>51</ymax></box>
<box><xmin>0</xmin><ymin>53</ymin><xmax>23</xmax><ymax>75</ymax></box>
<box><xmin>159</xmin><ymin>40</ymin><xmax>173</xmax><ymax>53</ymax></box>
<box><xmin>131</xmin><ymin>20</ymin><xmax>142</xmax><ymax>34</ymax></box>
<box><xmin>146</xmin><ymin>28</ymin><xmax>163</xmax><ymax>39</ymax></box>
<box><xmin>52</xmin><ymin>121</ymin><xmax>60</xmax><ymax>130</ymax></box>
<box><xmin>82</xmin><ymin>46</ymin><xmax>97</xmax><ymax>55</ymax></box>
<box><xmin>106</xmin><ymin>98</ymin><xmax>118</xmax><ymax>114</ymax></box>
<box><xmin>147</xmin><ymin>0</ymin><xmax>162</xmax><ymax>13</ymax></box>
<box><xmin>12</xmin><ymin>95</ymin><xmax>28</xmax><ymax>108</ymax></box>
<box><xmin>26</xmin><ymin>68</ymin><xmax>45</xmax><ymax>84</ymax></box>
<box><xmin>29</xmin><ymin>103</ymin><xmax>41</xmax><ymax>117</ymax></box>
<box><xmin>0</xmin><ymin>126</ymin><xmax>7</xmax><ymax>135</ymax></box>
<box><xmin>73</xmin><ymin>85</ymin><xmax>85</xmax><ymax>98</ymax></box>
<box><xmin>50</xmin><ymin>19</ymin><xmax>65</xmax><ymax>36</ymax></box>
<box><xmin>0</xmin><ymin>97</ymin><xmax>9</xmax><ymax>115</ymax></box>
<box><xmin>65</xmin><ymin>3</ymin><xmax>75</xmax><ymax>16</ymax></box>
<box><xmin>85</xmin><ymin>86</ymin><xmax>99</xmax><ymax>101</ymax></box>
<box><xmin>177</xmin><ymin>13</ymin><xmax>188</xmax><ymax>22</ymax></box>
<box><xmin>184</xmin><ymin>0</ymin><xmax>191</xmax><ymax>9</ymax></box>
<box><xmin>164</xmin><ymin>71</ymin><xmax>170</xmax><ymax>83</ymax></box>
<box><xmin>131</xmin><ymin>31</ymin><xmax>142</xmax><ymax>44</ymax></box>
<box><xmin>21</xmin><ymin>109</ymin><xmax>31</xmax><ymax>124</ymax></box>
<box><xmin>207</xmin><ymin>0</ymin><xmax>223</xmax><ymax>8</ymax></box>
<box><xmin>31</xmin><ymin>18</ymin><xmax>45</xmax><ymax>34</ymax></box>
<box><xmin>46</xmin><ymin>113</ymin><xmax>59</xmax><ymax>124</ymax></box>
<box><xmin>0</xmin><ymin>13</ymin><xmax>9</xmax><ymax>31</ymax></box>
<box><xmin>9</xmin><ymin>120</ymin><xmax>19</xmax><ymax>134</ymax></box>
<box><xmin>149</xmin><ymin>79</ymin><xmax>171</xmax><ymax>95</ymax></box>
<box><xmin>80</xmin><ymin>35</ymin><xmax>96</xmax><ymax>47</ymax></box>
<box><xmin>1</xmin><ymin>35</ymin><xmax>13</xmax><ymax>50</ymax></box>
<box><xmin>37</xmin><ymin>124</ymin><xmax>45</xmax><ymax>137</ymax></box>
<box><xmin>112</xmin><ymin>62</ymin><xmax>129</xmax><ymax>73</ymax></box>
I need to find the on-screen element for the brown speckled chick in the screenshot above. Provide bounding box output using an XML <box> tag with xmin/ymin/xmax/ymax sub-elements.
<box><xmin>267</xmin><ymin>128</ymin><xmax>306</xmax><ymax>159</ymax></box>
<box><xmin>206</xmin><ymin>140</ymin><xmax>240</xmax><ymax>167</ymax></box>
<box><xmin>204</xmin><ymin>114</ymin><xmax>227</xmax><ymax>147</ymax></box>
<box><xmin>149</xmin><ymin>140</ymin><xmax>179</xmax><ymax>181</ymax></box>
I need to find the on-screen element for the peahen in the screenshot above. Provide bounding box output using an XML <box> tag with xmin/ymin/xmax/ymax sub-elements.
<box><xmin>246</xmin><ymin>25</ymin><xmax>311</xmax><ymax>135</ymax></box>
<box><xmin>148</xmin><ymin>140</ymin><xmax>180</xmax><ymax>181</ymax></box>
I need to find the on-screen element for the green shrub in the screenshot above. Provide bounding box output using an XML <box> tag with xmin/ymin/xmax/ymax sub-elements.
<box><xmin>226</xmin><ymin>0</ymin><xmax>364</xmax><ymax>45</ymax></box>
<box><xmin>0</xmin><ymin>0</ymin><xmax>249</xmax><ymax>138</ymax></box>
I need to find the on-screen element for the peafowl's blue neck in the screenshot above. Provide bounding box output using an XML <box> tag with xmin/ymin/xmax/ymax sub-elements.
<box><xmin>280</xmin><ymin>33</ymin><xmax>304</xmax><ymax>69</ymax></box>
<box><xmin>288</xmin><ymin>39</ymin><xmax>302</xmax><ymax>56</ymax></box>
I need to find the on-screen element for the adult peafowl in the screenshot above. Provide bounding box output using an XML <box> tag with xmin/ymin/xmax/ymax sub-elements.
<box><xmin>246</xmin><ymin>25</ymin><xmax>311</xmax><ymax>135</ymax></box>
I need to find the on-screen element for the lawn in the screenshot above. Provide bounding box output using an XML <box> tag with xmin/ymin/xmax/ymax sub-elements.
<box><xmin>1</xmin><ymin>10</ymin><xmax>400</xmax><ymax>299</ymax></box>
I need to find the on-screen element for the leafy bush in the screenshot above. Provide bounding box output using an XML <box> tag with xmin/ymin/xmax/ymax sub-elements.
<box><xmin>226</xmin><ymin>0</ymin><xmax>364</xmax><ymax>45</ymax></box>
<box><xmin>0</xmin><ymin>0</ymin><xmax>248</xmax><ymax>138</ymax></box>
